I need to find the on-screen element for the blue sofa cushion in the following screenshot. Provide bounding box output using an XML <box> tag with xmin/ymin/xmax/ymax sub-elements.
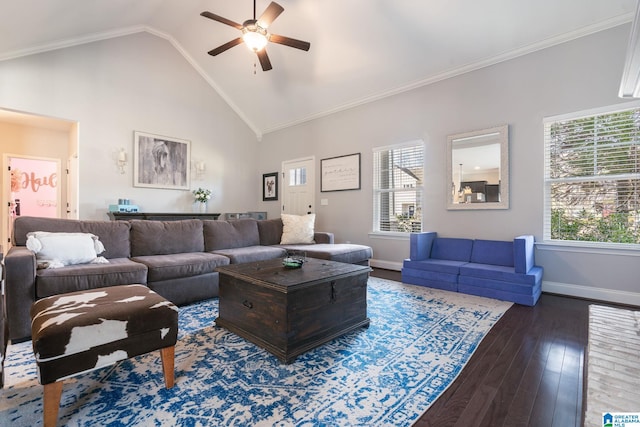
<box><xmin>402</xmin><ymin>265</ymin><xmax>459</xmax><ymax>284</ymax></box>
<box><xmin>459</xmin><ymin>263</ymin><xmax>543</xmax><ymax>286</ymax></box>
<box><xmin>431</xmin><ymin>238</ymin><xmax>473</xmax><ymax>261</ymax></box>
<box><xmin>402</xmin><ymin>270</ymin><xmax>458</xmax><ymax>292</ymax></box>
<box><xmin>514</xmin><ymin>235</ymin><xmax>535</xmax><ymax>273</ymax></box>
<box><xmin>457</xmin><ymin>279</ymin><xmax>542</xmax><ymax>306</ymax></box>
<box><xmin>403</xmin><ymin>258</ymin><xmax>468</xmax><ymax>275</ymax></box>
<box><xmin>470</xmin><ymin>239</ymin><xmax>514</xmax><ymax>267</ymax></box>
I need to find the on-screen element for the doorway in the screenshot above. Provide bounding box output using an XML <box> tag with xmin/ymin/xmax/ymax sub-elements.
<box><xmin>281</xmin><ymin>157</ymin><xmax>315</xmax><ymax>215</ymax></box>
<box><xmin>0</xmin><ymin>108</ymin><xmax>78</xmax><ymax>248</ymax></box>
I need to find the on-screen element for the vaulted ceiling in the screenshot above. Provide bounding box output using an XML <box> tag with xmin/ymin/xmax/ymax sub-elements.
<box><xmin>0</xmin><ymin>0</ymin><xmax>636</xmax><ymax>138</ymax></box>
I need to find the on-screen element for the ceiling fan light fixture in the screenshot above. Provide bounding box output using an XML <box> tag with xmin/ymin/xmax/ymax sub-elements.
<box><xmin>242</xmin><ymin>20</ymin><xmax>268</xmax><ymax>52</ymax></box>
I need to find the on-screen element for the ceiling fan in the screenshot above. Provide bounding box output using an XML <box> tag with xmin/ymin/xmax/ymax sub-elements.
<box><xmin>201</xmin><ymin>0</ymin><xmax>311</xmax><ymax>72</ymax></box>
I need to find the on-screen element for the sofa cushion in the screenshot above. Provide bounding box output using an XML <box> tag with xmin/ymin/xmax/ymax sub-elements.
<box><xmin>280</xmin><ymin>214</ymin><xmax>316</xmax><ymax>244</ymax></box>
<box><xmin>403</xmin><ymin>258</ymin><xmax>468</xmax><ymax>275</ymax></box>
<box><xmin>459</xmin><ymin>263</ymin><xmax>542</xmax><ymax>285</ymax></box>
<box><xmin>35</xmin><ymin>258</ymin><xmax>148</xmax><ymax>299</ymax></box>
<box><xmin>130</xmin><ymin>219</ymin><xmax>204</xmax><ymax>256</ymax></box>
<box><xmin>457</xmin><ymin>278</ymin><xmax>542</xmax><ymax>306</ymax></box>
<box><xmin>131</xmin><ymin>252</ymin><xmax>229</xmax><ymax>282</ymax></box>
<box><xmin>279</xmin><ymin>243</ymin><xmax>372</xmax><ymax>264</ymax></box>
<box><xmin>203</xmin><ymin>219</ymin><xmax>260</xmax><ymax>251</ymax></box>
<box><xmin>257</xmin><ymin>218</ymin><xmax>284</xmax><ymax>246</ymax></box>
<box><xmin>13</xmin><ymin>216</ymin><xmax>131</xmax><ymax>259</ymax></box>
<box><xmin>211</xmin><ymin>245</ymin><xmax>286</xmax><ymax>264</ymax></box>
<box><xmin>470</xmin><ymin>239</ymin><xmax>514</xmax><ymax>267</ymax></box>
<box><xmin>431</xmin><ymin>238</ymin><xmax>474</xmax><ymax>262</ymax></box>
<box><xmin>401</xmin><ymin>268</ymin><xmax>458</xmax><ymax>291</ymax></box>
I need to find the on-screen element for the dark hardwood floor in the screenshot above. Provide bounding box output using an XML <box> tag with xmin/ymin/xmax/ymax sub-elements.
<box><xmin>369</xmin><ymin>268</ymin><xmax>618</xmax><ymax>427</ymax></box>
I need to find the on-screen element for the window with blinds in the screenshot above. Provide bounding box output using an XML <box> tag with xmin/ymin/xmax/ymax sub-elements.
<box><xmin>543</xmin><ymin>104</ymin><xmax>640</xmax><ymax>246</ymax></box>
<box><xmin>373</xmin><ymin>141</ymin><xmax>424</xmax><ymax>233</ymax></box>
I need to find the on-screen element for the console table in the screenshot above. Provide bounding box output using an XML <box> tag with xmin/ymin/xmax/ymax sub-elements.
<box><xmin>107</xmin><ymin>212</ymin><xmax>221</xmax><ymax>221</ymax></box>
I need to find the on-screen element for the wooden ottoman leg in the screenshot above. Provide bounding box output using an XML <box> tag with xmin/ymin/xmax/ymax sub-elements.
<box><xmin>160</xmin><ymin>346</ymin><xmax>175</xmax><ymax>389</ymax></box>
<box><xmin>43</xmin><ymin>381</ymin><xmax>63</xmax><ymax>427</ymax></box>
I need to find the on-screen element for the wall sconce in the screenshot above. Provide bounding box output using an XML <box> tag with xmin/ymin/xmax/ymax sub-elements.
<box><xmin>117</xmin><ymin>148</ymin><xmax>127</xmax><ymax>174</ymax></box>
<box><xmin>194</xmin><ymin>161</ymin><xmax>206</xmax><ymax>179</ymax></box>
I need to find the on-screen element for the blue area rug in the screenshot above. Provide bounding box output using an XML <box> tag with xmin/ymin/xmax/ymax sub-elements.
<box><xmin>1</xmin><ymin>277</ymin><xmax>511</xmax><ymax>426</ymax></box>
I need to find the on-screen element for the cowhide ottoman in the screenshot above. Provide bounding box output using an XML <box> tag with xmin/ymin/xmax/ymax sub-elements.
<box><xmin>30</xmin><ymin>284</ymin><xmax>179</xmax><ymax>427</ymax></box>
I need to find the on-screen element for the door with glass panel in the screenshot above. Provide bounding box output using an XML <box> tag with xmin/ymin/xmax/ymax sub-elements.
<box><xmin>281</xmin><ymin>157</ymin><xmax>315</xmax><ymax>215</ymax></box>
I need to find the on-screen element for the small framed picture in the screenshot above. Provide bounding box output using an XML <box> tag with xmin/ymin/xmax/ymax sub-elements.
<box><xmin>263</xmin><ymin>172</ymin><xmax>278</xmax><ymax>201</ymax></box>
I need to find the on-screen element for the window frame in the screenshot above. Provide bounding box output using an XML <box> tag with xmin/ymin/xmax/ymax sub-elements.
<box><xmin>543</xmin><ymin>100</ymin><xmax>640</xmax><ymax>250</ymax></box>
<box><xmin>371</xmin><ymin>140</ymin><xmax>424</xmax><ymax>235</ymax></box>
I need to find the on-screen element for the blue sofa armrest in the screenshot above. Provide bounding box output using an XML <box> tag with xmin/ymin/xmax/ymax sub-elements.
<box><xmin>514</xmin><ymin>235</ymin><xmax>535</xmax><ymax>274</ymax></box>
<box><xmin>409</xmin><ymin>232</ymin><xmax>437</xmax><ymax>260</ymax></box>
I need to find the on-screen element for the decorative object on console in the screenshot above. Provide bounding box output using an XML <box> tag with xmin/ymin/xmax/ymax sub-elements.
<box><xmin>321</xmin><ymin>153</ymin><xmax>361</xmax><ymax>192</ymax></box>
<box><xmin>200</xmin><ymin>1</ymin><xmax>311</xmax><ymax>72</ymax></box>
<box><xmin>134</xmin><ymin>131</ymin><xmax>190</xmax><ymax>190</ymax></box>
<box><xmin>280</xmin><ymin>213</ymin><xmax>316</xmax><ymax>244</ymax></box>
<box><xmin>193</xmin><ymin>187</ymin><xmax>212</xmax><ymax>213</ymax></box>
<box><xmin>262</xmin><ymin>172</ymin><xmax>278</xmax><ymax>201</ymax></box>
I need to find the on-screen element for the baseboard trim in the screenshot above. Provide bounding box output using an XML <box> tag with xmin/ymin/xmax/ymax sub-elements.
<box><xmin>370</xmin><ymin>259</ymin><xmax>402</xmax><ymax>271</ymax></box>
<box><xmin>542</xmin><ymin>280</ymin><xmax>640</xmax><ymax>306</ymax></box>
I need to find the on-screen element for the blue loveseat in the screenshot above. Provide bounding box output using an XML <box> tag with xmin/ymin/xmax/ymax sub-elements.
<box><xmin>401</xmin><ymin>232</ymin><xmax>543</xmax><ymax>306</ymax></box>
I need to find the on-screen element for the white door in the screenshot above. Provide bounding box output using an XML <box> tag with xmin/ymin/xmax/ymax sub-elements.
<box><xmin>282</xmin><ymin>157</ymin><xmax>315</xmax><ymax>215</ymax></box>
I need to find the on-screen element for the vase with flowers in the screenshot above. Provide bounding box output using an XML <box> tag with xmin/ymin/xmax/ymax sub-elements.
<box><xmin>193</xmin><ymin>187</ymin><xmax>211</xmax><ymax>213</ymax></box>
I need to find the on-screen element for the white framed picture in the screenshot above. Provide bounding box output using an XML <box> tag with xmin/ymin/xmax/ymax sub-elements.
<box><xmin>133</xmin><ymin>131</ymin><xmax>190</xmax><ymax>190</ymax></box>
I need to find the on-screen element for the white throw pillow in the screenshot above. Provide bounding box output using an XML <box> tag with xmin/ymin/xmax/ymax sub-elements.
<box><xmin>280</xmin><ymin>213</ymin><xmax>316</xmax><ymax>244</ymax></box>
<box><xmin>26</xmin><ymin>231</ymin><xmax>108</xmax><ymax>269</ymax></box>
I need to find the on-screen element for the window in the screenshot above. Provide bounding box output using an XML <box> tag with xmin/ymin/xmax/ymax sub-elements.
<box><xmin>288</xmin><ymin>167</ymin><xmax>306</xmax><ymax>186</ymax></box>
<box><xmin>544</xmin><ymin>103</ymin><xmax>640</xmax><ymax>247</ymax></box>
<box><xmin>373</xmin><ymin>141</ymin><xmax>424</xmax><ymax>233</ymax></box>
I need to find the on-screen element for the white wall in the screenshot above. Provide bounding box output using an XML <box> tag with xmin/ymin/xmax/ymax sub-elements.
<box><xmin>258</xmin><ymin>24</ymin><xmax>640</xmax><ymax>305</ymax></box>
<box><xmin>0</xmin><ymin>32</ymin><xmax>258</xmax><ymax>220</ymax></box>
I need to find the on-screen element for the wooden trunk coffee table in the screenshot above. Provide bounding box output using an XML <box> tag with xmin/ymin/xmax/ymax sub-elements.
<box><xmin>215</xmin><ymin>258</ymin><xmax>371</xmax><ymax>364</ymax></box>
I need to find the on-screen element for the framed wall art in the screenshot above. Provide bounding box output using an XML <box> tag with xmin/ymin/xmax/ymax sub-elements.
<box><xmin>263</xmin><ymin>172</ymin><xmax>278</xmax><ymax>201</ymax></box>
<box><xmin>133</xmin><ymin>131</ymin><xmax>190</xmax><ymax>190</ymax></box>
<box><xmin>321</xmin><ymin>153</ymin><xmax>361</xmax><ymax>192</ymax></box>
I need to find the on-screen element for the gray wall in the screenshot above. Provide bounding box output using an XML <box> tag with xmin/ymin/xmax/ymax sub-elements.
<box><xmin>258</xmin><ymin>24</ymin><xmax>640</xmax><ymax>305</ymax></box>
<box><xmin>0</xmin><ymin>32</ymin><xmax>258</xmax><ymax>219</ymax></box>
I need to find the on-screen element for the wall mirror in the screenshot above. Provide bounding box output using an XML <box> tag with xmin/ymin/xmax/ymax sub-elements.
<box><xmin>447</xmin><ymin>124</ymin><xmax>509</xmax><ymax>210</ymax></box>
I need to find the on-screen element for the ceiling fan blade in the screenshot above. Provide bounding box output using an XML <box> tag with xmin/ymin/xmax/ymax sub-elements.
<box><xmin>269</xmin><ymin>34</ymin><xmax>311</xmax><ymax>51</ymax></box>
<box><xmin>256</xmin><ymin>49</ymin><xmax>273</xmax><ymax>71</ymax></box>
<box><xmin>200</xmin><ymin>11</ymin><xmax>243</xmax><ymax>30</ymax></box>
<box><xmin>208</xmin><ymin>37</ymin><xmax>244</xmax><ymax>56</ymax></box>
<box><xmin>258</xmin><ymin>2</ymin><xmax>284</xmax><ymax>28</ymax></box>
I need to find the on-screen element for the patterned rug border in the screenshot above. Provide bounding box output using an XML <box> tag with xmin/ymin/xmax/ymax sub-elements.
<box><xmin>1</xmin><ymin>278</ymin><xmax>512</xmax><ymax>426</ymax></box>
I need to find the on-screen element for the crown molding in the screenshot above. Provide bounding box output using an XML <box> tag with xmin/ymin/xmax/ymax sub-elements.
<box><xmin>262</xmin><ymin>13</ymin><xmax>635</xmax><ymax>135</ymax></box>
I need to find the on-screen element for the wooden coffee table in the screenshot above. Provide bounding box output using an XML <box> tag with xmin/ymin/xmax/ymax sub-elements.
<box><xmin>215</xmin><ymin>258</ymin><xmax>371</xmax><ymax>363</ymax></box>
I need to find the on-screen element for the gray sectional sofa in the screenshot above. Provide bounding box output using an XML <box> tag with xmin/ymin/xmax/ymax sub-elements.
<box><xmin>4</xmin><ymin>216</ymin><xmax>373</xmax><ymax>342</ymax></box>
